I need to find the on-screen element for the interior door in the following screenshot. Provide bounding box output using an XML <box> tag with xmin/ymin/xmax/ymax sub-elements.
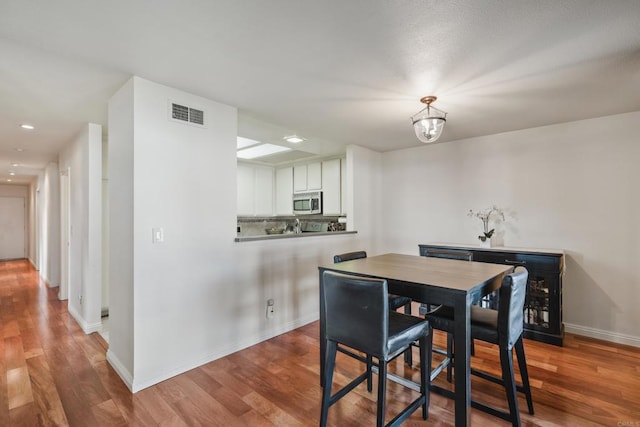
<box><xmin>0</xmin><ymin>196</ymin><xmax>26</xmax><ymax>260</ymax></box>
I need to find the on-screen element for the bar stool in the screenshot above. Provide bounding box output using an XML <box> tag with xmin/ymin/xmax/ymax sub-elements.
<box><xmin>334</xmin><ymin>251</ymin><xmax>414</xmax><ymax>365</ymax></box>
<box><xmin>426</xmin><ymin>267</ymin><xmax>534</xmax><ymax>426</ymax></box>
<box><xmin>320</xmin><ymin>271</ymin><xmax>432</xmax><ymax>427</ymax></box>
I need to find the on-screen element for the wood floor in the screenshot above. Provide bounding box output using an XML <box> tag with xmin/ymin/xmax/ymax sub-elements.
<box><xmin>1</xmin><ymin>259</ymin><xmax>639</xmax><ymax>426</ymax></box>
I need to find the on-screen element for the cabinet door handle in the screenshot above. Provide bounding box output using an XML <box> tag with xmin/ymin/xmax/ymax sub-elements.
<box><xmin>505</xmin><ymin>259</ymin><xmax>526</xmax><ymax>265</ymax></box>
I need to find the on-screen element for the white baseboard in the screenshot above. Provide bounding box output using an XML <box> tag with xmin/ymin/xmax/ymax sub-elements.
<box><xmin>565</xmin><ymin>323</ymin><xmax>640</xmax><ymax>348</ymax></box>
<box><xmin>129</xmin><ymin>312</ymin><xmax>319</xmax><ymax>393</ymax></box>
<box><xmin>106</xmin><ymin>350</ymin><xmax>134</xmax><ymax>391</ymax></box>
<box><xmin>67</xmin><ymin>305</ymin><xmax>103</xmax><ymax>334</ymax></box>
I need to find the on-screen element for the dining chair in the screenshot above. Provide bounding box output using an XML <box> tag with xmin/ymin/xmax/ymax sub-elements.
<box><xmin>320</xmin><ymin>271</ymin><xmax>432</xmax><ymax>427</ymax></box>
<box><xmin>422</xmin><ymin>249</ymin><xmax>473</xmax><ymax>382</ymax></box>
<box><xmin>426</xmin><ymin>267</ymin><xmax>534</xmax><ymax>426</ymax></box>
<box><xmin>333</xmin><ymin>251</ymin><xmax>414</xmax><ymax>365</ymax></box>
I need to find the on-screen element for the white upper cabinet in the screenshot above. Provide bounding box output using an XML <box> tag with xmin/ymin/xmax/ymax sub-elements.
<box><xmin>322</xmin><ymin>159</ymin><xmax>341</xmax><ymax>215</ymax></box>
<box><xmin>293</xmin><ymin>164</ymin><xmax>307</xmax><ymax>193</ymax></box>
<box><xmin>237</xmin><ymin>163</ymin><xmax>274</xmax><ymax>216</ymax></box>
<box><xmin>237</xmin><ymin>163</ymin><xmax>255</xmax><ymax>216</ymax></box>
<box><xmin>254</xmin><ymin>166</ymin><xmax>274</xmax><ymax>215</ymax></box>
<box><xmin>341</xmin><ymin>157</ymin><xmax>346</xmax><ymax>215</ymax></box>
<box><xmin>294</xmin><ymin>161</ymin><xmax>322</xmax><ymax>192</ymax></box>
<box><xmin>275</xmin><ymin>167</ymin><xmax>293</xmax><ymax>215</ymax></box>
<box><xmin>307</xmin><ymin>162</ymin><xmax>322</xmax><ymax>190</ymax></box>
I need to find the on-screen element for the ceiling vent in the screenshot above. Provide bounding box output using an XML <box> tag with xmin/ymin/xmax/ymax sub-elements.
<box><xmin>170</xmin><ymin>102</ymin><xmax>205</xmax><ymax>127</ymax></box>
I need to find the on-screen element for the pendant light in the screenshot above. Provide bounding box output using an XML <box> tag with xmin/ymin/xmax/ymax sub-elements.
<box><xmin>410</xmin><ymin>96</ymin><xmax>447</xmax><ymax>143</ymax></box>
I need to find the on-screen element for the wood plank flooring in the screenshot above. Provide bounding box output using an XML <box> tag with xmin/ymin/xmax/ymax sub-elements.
<box><xmin>1</xmin><ymin>259</ymin><xmax>639</xmax><ymax>426</ymax></box>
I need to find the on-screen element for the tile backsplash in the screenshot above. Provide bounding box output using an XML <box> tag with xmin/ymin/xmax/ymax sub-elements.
<box><xmin>237</xmin><ymin>216</ymin><xmax>346</xmax><ymax>237</ymax></box>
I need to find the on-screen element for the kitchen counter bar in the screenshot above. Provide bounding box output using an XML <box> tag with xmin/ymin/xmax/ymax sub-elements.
<box><xmin>235</xmin><ymin>230</ymin><xmax>357</xmax><ymax>242</ymax></box>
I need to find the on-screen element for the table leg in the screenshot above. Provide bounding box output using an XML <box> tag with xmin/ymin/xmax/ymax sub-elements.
<box><xmin>453</xmin><ymin>296</ymin><xmax>472</xmax><ymax>427</ymax></box>
<box><xmin>319</xmin><ymin>269</ymin><xmax>326</xmax><ymax>387</ymax></box>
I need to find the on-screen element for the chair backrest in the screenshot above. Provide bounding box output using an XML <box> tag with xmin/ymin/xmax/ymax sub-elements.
<box><xmin>497</xmin><ymin>267</ymin><xmax>529</xmax><ymax>349</ymax></box>
<box><xmin>333</xmin><ymin>251</ymin><xmax>367</xmax><ymax>263</ymax></box>
<box><xmin>425</xmin><ymin>249</ymin><xmax>472</xmax><ymax>261</ymax></box>
<box><xmin>322</xmin><ymin>271</ymin><xmax>389</xmax><ymax>358</ymax></box>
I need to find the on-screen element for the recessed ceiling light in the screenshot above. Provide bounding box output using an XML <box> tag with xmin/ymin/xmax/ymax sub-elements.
<box><xmin>284</xmin><ymin>135</ymin><xmax>305</xmax><ymax>143</ymax></box>
<box><xmin>14</xmin><ymin>148</ymin><xmax>26</xmax><ymax>152</ymax></box>
<box><xmin>11</xmin><ymin>162</ymin><xmax>19</xmax><ymax>167</ymax></box>
<box><xmin>20</xmin><ymin>124</ymin><xmax>35</xmax><ymax>130</ymax></box>
<box><xmin>9</xmin><ymin>171</ymin><xmax>16</xmax><ymax>176</ymax></box>
<box><xmin>237</xmin><ymin>143</ymin><xmax>291</xmax><ymax>159</ymax></box>
<box><xmin>7</xmin><ymin>179</ymin><xmax>12</xmax><ymax>182</ymax></box>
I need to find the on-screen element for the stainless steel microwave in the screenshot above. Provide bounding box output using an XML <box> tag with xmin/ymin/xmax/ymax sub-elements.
<box><xmin>293</xmin><ymin>191</ymin><xmax>322</xmax><ymax>215</ymax></box>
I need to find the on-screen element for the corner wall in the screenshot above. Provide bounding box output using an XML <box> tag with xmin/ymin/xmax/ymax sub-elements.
<box><xmin>59</xmin><ymin>123</ymin><xmax>103</xmax><ymax>333</ymax></box>
<box><xmin>107</xmin><ymin>77</ymin><xmax>382</xmax><ymax>392</ymax></box>
<box><xmin>380</xmin><ymin>111</ymin><xmax>640</xmax><ymax>346</ymax></box>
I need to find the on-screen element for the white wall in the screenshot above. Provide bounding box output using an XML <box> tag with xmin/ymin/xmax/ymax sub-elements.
<box><xmin>347</xmin><ymin>144</ymin><xmax>383</xmax><ymax>254</ymax></box>
<box><xmin>380</xmin><ymin>111</ymin><xmax>640</xmax><ymax>346</ymax></box>
<box><xmin>107</xmin><ymin>77</ymin><xmax>380</xmax><ymax>392</ymax></box>
<box><xmin>28</xmin><ymin>182</ymin><xmax>37</xmax><ymax>267</ymax></box>
<box><xmin>102</xmin><ymin>138</ymin><xmax>109</xmax><ymax>314</ymax></box>
<box><xmin>107</xmin><ymin>78</ymin><xmax>134</xmax><ymax>383</ymax></box>
<box><xmin>59</xmin><ymin>123</ymin><xmax>103</xmax><ymax>333</ymax></box>
<box><xmin>38</xmin><ymin>163</ymin><xmax>60</xmax><ymax>286</ymax></box>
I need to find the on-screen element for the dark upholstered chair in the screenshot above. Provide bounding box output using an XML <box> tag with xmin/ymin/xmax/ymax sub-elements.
<box><xmin>426</xmin><ymin>267</ymin><xmax>534</xmax><ymax>426</ymax></box>
<box><xmin>422</xmin><ymin>249</ymin><xmax>473</xmax><ymax>382</ymax></box>
<box><xmin>333</xmin><ymin>251</ymin><xmax>414</xmax><ymax>365</ymax></box>
<box><xmin>320</xmin><ymin>271</ymin><xmax>431</xmax><ymax>427</ymax></box>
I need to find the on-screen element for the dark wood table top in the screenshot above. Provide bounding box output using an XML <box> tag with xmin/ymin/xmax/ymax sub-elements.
<box><xmin>319</xmin><ymin>253</ymin><xmax>512</xmax><ymax>293</ymax></box>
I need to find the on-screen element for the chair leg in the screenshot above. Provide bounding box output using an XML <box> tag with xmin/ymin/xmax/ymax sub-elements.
<box><xmin>376</xmin><ymin>360</ymin><xmax>387</xmax><ymax>427</ymax></box>
<box><xmin>367</xmin><ymin>354</ymin><xmax>373</xmax><ymax>392</ymax></box>
<box><xmin>420</xmin><ymin>335</ymin><xmax>431</xmax><ymax>420</ymax></box>
<box><xmin>403</xmin><ymin>303</ymin><xmax>413</xmax><ymax>367</ymax></box>
<box><xmin>446</xmin><ymin>332</ymin><xmax>453</xmax><ymax>383</ymax></box>
<box><xmin>514</xmin><ymin>338</ymin><xmax>534</xmax><ymax>415</ymax></box>
<box><xmin>499</xmin><ymin>346</ymin><xmax>521</xmax><ymax>427</ymax></box>
<box><xmin>320</xmin><ymin>341</ymin><xmax>338</xmax><ymax>427</ymax></box>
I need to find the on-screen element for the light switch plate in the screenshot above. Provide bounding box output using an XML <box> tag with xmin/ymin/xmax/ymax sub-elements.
<box><xmin>152</xmin><ymin>227</ymin><xmax>164</xmax><ymax>243</ymax></box>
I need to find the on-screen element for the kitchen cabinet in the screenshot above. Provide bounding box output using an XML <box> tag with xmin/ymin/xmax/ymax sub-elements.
<box><xmin>419</xmin><ymin>244</ymin><xmax>565</xmax><ymax>346</ymax></box>
<box><xmin>322</xmin><ymin>159</ymin><xmax>341</xmax><ymax>215</ymax></box>
<box><xmin>275</xmin><ymin>167</ymin><xmax>293</xmax><ymax>215</ymax></box>
<box><xmin>293</xmin><ymin>162</ymin><xmax>322</xmax><ymax>192</ymax></box>
<box><xmin>340</xmin><ymin>157</ymin><xmax>346</xmax><ymax>215</ymax></box>
<box><xmin>237</xmin><ymin>163</ymin><xmax>274</xmax><ymax>216</ymax></box>
<box><xmin>254</xmin><ymin>166</ymin><xmax>274</xmax><ymax>215</ymax></box>
<box><xmin>237</xmin><ymin>163</ymin><xmax>255</xmax><ymax>215</ymax></box>
<box><xmin>293</xmin><ymin>165</ymin><xmax>307</xmax><ymax>192</ymax></box>
<box><xmin>307</xmin><ymin>162</ymin><xmax>322</xmax><ymax>190</ymax></box>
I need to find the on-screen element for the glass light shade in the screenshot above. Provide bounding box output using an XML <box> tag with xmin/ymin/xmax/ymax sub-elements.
<box><xmin>411</xmin><ymin>105</ymin><xmax>447</xmax><ymax>143</ymax></box>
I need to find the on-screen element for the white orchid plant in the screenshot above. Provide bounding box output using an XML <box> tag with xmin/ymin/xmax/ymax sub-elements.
<box><xmin>468</xmin><ymin>205</ymin><xmax>505</xmax><ymax>242</ymax></box>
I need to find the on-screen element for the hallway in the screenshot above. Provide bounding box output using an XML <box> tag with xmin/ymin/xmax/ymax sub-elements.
<box><xmin>0</xmin><ymin>259</ymin><xmax>123</xmax><ymax>425</ymax></box>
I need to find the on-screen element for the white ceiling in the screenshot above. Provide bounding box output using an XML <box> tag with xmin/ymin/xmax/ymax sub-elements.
<box><xmin>1</xmin><ymin>1</ymin><xmax>639</xmax><ymax>183</ymax></box>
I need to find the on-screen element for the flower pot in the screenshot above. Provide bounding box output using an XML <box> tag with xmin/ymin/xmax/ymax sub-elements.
<box><xmin>479</xmin><ymin>238</ymin><xmax>492</xmax><ymax>248</ymax></box>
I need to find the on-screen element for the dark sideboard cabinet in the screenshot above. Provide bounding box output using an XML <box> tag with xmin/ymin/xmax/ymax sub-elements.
<box><xmin>419</xmin><ymin>244</ymin><xmax>565</xmax><ymax>346</ymax></box>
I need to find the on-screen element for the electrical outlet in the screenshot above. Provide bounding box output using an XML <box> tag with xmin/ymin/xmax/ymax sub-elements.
<box><xmin>266</xmin><ymin>299</ymin><xmax>275</xmax><ymax>319</ymax></box>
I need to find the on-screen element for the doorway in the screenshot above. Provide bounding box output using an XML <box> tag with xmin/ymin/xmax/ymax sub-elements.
<box><xmin>0</xmin><ymin>196</ymin><xmax>26</xmax><ymax>260</ymax></box>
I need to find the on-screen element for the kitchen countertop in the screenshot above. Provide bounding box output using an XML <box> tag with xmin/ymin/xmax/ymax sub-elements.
<box><xmin>235</xmin><ymin>230</ymin><xmax>357</xmax><ymax>242</ymax></box>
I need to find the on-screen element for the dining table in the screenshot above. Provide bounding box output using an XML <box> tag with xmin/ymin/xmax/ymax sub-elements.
<box><xmin>318</xmin><ymin>253</ymin><xmax>513</xmax><ymax>427</ymax></box>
